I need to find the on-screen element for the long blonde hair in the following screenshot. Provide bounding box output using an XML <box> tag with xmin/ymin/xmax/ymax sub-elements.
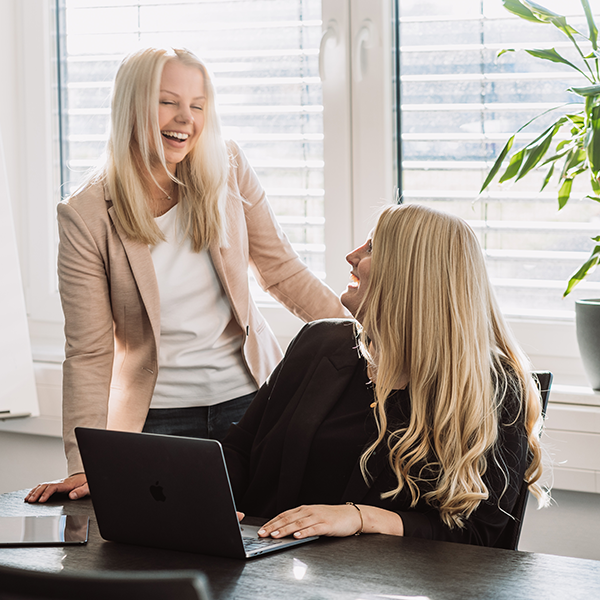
<box><xmin>358</xmin><ymin>204</ymin><xmax>547</xmax><ymax>528</ymax></box>
<box><xmin>94</xmin><ymin>47</ymin><xmax>229</xmax><ymax>251</ymax></box>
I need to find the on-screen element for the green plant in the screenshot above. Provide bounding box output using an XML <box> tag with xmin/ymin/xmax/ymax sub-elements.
<box><xmin>480</xmin><ymin>0</ymin><xmax>600</xmax><ymax>296</ymax></box>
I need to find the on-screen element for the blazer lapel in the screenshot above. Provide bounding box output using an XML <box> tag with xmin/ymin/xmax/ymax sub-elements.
<box><xmin>107</xmin><ymin>205</ymin><xmax>161</xmax><ymax>351</ymax></box>
<box><xmin>276</xmin><ymin>346</ymin><xmax>359</xmax><ymax>512</ymax></box>
<box><xmin>209</xmin><ymin>240</ymin><xmax>250</xmax><ymax>329</ymax></box>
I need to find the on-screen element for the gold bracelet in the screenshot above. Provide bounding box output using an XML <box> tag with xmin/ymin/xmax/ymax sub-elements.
<box><xmin>346</xmin><ymin>502</ymin><xmax>363</xmax><ymax>536</ymax></box>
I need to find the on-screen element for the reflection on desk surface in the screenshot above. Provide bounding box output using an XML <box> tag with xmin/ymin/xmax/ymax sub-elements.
<box><xmin>0</xmin><ymin>489</ymin><xmax>599</xmax><ymax>600</ymax></box>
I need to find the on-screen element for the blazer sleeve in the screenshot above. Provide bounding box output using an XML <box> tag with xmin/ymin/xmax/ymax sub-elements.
<box><xmin>58</xmin><ymin>201</ymin><xmax>115</xmax><ymax>476</ymax></box>
<box><xmin>230</xmin><ymin>141</ymin><xmax>351</xmax><ymax>322</ymax></box>
<box><xmin>398</xmin><ymin>389</ymin><xmax>530</xmax><ymax>546</ymax></box>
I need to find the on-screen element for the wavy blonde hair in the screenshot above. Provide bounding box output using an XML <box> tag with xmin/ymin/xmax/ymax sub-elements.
<box><xmin>93</xmin><ymin>47</ymin><xmax>229</xmax><ymax>251</ymax></box>
<box><xmin>358</xmin><ymin>204</ymin><xmax>547</xmax><ymax>528</ymax></box>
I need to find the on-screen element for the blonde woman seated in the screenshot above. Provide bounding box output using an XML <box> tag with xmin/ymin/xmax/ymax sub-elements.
<box><xmin>223</xmin><ymin>203</ymin><xmax>548</xmax><ymax>546</ymax></box>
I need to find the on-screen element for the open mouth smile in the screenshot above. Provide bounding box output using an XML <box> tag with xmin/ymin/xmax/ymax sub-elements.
<box><xmin>348</xmin><ymin>273</ymin><xmax>359</xmax><ymax>288</ymax></box>
<box><xmin>161</xmin><ymin>130</ymin><xmax>189</xmax><ymax>143</ymax></box>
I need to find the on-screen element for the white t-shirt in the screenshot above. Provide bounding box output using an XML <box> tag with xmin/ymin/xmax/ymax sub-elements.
<box><xmin>149</xmin><ymin>205</ymin><xmax>256</xmax><ymax>408</ymax></box>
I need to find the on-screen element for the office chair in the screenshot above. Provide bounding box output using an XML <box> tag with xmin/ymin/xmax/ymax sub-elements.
<box><xmin>0</xmin><ymin>566</ymin><xmax>211</xmax><ymax>600</ymax></box>
<box><xmin>494</xmin><ymin>370</ymin><xmax>552</xmax><ymax>551</ymax></box>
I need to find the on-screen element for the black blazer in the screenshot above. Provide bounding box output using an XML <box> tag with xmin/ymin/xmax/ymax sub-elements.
<box><xmin>223</xmin><ymin>319</ymin><xmax>529</xmax><ymax>546</ymax></box>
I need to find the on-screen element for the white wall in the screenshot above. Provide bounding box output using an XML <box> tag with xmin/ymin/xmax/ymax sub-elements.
<box><xmin>0</xmin><ymin>0</ymin><xmax>65</xmax><ymax>494</ymax></box>
<box><xmin>0</xmin><ymin>0</ymin><xmax>23</xmax><ymax>249</ymax></box>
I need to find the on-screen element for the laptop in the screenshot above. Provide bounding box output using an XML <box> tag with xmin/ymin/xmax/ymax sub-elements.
<box><xmin>75</xmin><ymin>427</ymin><xmax>318</xmax><ymax>559</ymax></box>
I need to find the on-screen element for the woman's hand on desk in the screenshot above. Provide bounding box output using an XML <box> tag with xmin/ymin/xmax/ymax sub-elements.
<box><xmin>24</xmin><ymin>473</ymin><xmax>89</xmax><ymax>503</ymax></box>
<box><xmin>257</xmin><ymin>504</ymin><xmax>404</xmax><ymax>539</ymax></box>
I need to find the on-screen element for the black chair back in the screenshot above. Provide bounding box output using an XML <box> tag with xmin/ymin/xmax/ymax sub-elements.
<box><xmin>0</xmin><ymin>566</ymin><xmax>211</xmax><ymax>600</ymax></box>
<box><xmin>494</xmin><ymin>371</ymin><xmax>552</xmax><ymax>551</ymax></box>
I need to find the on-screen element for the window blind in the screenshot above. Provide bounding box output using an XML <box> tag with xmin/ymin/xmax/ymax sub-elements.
<box><xmin>57</xmin><ymin>0</ymin><xmax>325</xmax><ymax>284</ymax></box>
<box><xmin>398</xmin><ymin>0</ymin><xmax>600</xmax><ymax>319</ymax></box>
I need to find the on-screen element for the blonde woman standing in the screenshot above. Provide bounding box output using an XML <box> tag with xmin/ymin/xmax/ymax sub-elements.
<box><xmin>223</xmin><ymin>204</ymin><xmax>548</xmax><ymax>546</ymax></box>
<box><xmin>27</xmin><ymin>47</ymin><xmax>347</xmax><ymax>503</ymax></box>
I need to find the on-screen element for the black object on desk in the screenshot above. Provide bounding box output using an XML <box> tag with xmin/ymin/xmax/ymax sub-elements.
<box><xmin>0</xmin><ymin>515</ymin><xmax>88</xmax><ymax>547</ymax></box>
<box><xmin>75</xmin><ymin>427</ymin><xmax>318</xmax><ymax>558</ymax></box>
<box><xmin>1</xmin><ymin>489</ymin><xmax>600</xmax><ymax>600</ymax></box>
<box><xmin>0</xmin><ymin>565</ymin><xmax>210</xmax><ymax>600</ymax></box>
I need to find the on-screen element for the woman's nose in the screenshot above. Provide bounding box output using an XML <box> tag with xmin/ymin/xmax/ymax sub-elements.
<box><xmin>176</xmin><ymin>106</ymin><xmax>193</xmax><ymax>123</ymax></box>
<box><xmin>346</xmin><ymin>249</ymin><xmax>358</xmax><ymax>266</ymax></box>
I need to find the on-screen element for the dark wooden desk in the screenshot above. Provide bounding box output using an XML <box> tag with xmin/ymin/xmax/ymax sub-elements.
<box><xmin>1</xmin><ymin>489</ymin><xmax>599</xmax><ymax>599</ymax></box>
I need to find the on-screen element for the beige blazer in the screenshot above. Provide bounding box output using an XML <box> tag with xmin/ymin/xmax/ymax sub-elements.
<box><xmin>58</xmin><ymin>141</ymin><xmax>348</xmax><ymax>475</ymax></box>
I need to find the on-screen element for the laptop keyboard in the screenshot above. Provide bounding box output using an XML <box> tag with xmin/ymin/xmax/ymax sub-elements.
<box><xmin>242</xmin><ymin>536</ymin><xmax>282</xmax><ymax>553</ymax></box>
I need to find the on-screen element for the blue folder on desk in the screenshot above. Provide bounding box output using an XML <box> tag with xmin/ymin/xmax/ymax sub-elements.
<box><xmin>75</xmin><ymin>427</ymin><xmax>318</xmax><ymax>559</ymax></box>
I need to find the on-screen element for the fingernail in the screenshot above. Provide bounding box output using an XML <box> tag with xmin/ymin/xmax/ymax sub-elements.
<box><xmin>294</xmin><ymin>532</ymin><xmax>302</xmax><ymax>538</ymax></box>
<box><xmin>70</xmin><ymin>492</ymin><xmax>77</xmax><ymax>499</ymax></box>
<box><xmin>271</xmin><ymin>530</ymin><xmax>279</xmax><ymax>537</ymax></box>
<box><xmin>258</xmin><ymin>529</ymin><xmax>266</xmax><ymax>536</ymax></box>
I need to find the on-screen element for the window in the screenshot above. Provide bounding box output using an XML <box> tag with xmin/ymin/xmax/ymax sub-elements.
<box><xmin>398</xmin><ymin>0</ymin><xmax>600</xmax><ymax>320</ymax></box>
<box><xmin>56</xmin><ymin>0</ymin><xmax>328</xmax><ymax>294</ymax></box>
<box><xmin>21</xmin><ymin>0</ymin><xmax>394</xmax><ymax>350</ymax></box>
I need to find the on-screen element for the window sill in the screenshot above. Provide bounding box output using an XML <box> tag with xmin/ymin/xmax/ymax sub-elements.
<box><xmin>0</xmin><ymin>415</ymin><xmax>61</xmax><ymax>438</ymax></box>
<box><xmin>551</xmin><ymin>384</ymin><xmax>600</xmax><ymax>408</ymax></box>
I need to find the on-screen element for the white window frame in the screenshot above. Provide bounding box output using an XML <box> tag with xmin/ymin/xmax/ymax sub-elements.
<box><xmin>12</xmin><ymin>0</ymin><xmax>594</xmax><ymax>400</ymax></box>
<box><xmin>17</xmin><ymin>0</ymin><xmax>64</xmax><ymax>353</ymax></box>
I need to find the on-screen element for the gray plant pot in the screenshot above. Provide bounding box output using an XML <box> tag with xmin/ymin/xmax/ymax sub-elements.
<box><xmin>575</xmin><ymin>299</ymin><xmax>600</xmax><ymax>391</ymax></box>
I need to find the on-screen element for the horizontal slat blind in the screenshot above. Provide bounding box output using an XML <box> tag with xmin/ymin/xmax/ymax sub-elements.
<box><xmin>399</xmin><ymin>0</ymin><xmax>600</xmax><ymax>319</ymax></box>
<box><xmin>57</xmin><ymin>0</ymin><xmax>325</xmax><ymax>287</ymax></box>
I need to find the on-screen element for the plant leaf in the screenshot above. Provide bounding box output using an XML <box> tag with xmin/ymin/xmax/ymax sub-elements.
<box><xmin>559</xmin><ymin>148</ymin><xmax>576</xmax><ymax>182</ymax></box>
<box><xmin>566</xmin><ymin>165</ymin><xmax>588</xmax><ymax>179</ymax></box>
<box><xmin>522</xmin><ymin>0</ymin><xmax>562</xmax><ymax>21</ymax></box>
<box><xmin>582</xmin><ymin>0</ymin><xmax>598</xmax><ymax>51</ymax></box>
<box><xmin>565</xmin><ymin>112</ymin><xmax>586</xmax><ymax>126</ymax></box>
<box><xmin>560</xmin><ymin>147</ymin><xmax>587</xmax><ymax>180</ymax></box>
<box><xmin>525</xmin><ymin>48</ymin><xmax>588</xmax><ymax>79</ymax></box>
<box><xmin>549</xmin><ymin>15</ymin><xmax>582</xmax><ymax>38</ymax></box>
<box><xmin>515</xmin><ymin>118</ymin><xmax>567</xmax><ymax>180</ymax></box>
<box><xmin>479</xmin><ymin>135</ymin><xmax>515</xmax><ymax>193</ymax></box>
<box><xmin>542</xmin><ymin>144</ymin><xmax>576</xmax><ymax>165</ymax></box>
<box><xmin>586</xmin><ymin>104</ymin><xmax>600</xmax><ymax>175</ymax></box>
<box><xmin>497</xmin><ymin>48</ymin><xmax>515</xmax><ymax>58</ymax></box>
<box><xmin>564</xmin><ymin>242</ymin><xmax>600</xmax><ymax>296</ymax></box>
<box><xmin>502</xmin><ymin>0</ymin><xmax>545</xmax><ymax>23</ymax></box>
<box><xmin>515</xmin><ymin>132</ymin><xmax>557</xmax><ymax>180</ymax></box>
<box><xmin>499</xmin><ymin>148</ymin><xmax>526</xmax><ymax>183</ymax></box>
<box><xmin>558</xmin><ymin>177</ymin><xmax>573</xmax><ymax>209</ymax></box>
<box><xmin>480</xmin><ymin>104</ymin><xmax>571</xmax><ymax>191</ymax></box>
<box><xmin>540</xmin><ymin>163</ymin><xmax>555</xmax><ymax>190</ymax></box>
<box><xmin>520</xmin><ymin>1</ymin><xmax>581</xmax><ymax>36</ymax></box>
<box><xmin>569</xmin><ymin>84</ymin><xmax>600</xmax><ymax>97</ymax></box>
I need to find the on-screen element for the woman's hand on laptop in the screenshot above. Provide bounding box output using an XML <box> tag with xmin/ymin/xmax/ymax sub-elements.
<box><xmin>24</xmin><ymin>473</ymin><xmax>89</xmax><ymax>503</ymax></box>
<box><xmin>257</xmin><ymin>504</ymin><xmax>405</xmax><ymax>539</ymax></box>
<box><xmin>257</xmin><ymin>504</ymin><xmax>364</xmax><ymax>539</ymax></box>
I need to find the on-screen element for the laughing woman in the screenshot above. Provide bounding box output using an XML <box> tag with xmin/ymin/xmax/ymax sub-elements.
<box><xmin>223</xmin><ymin>203</ymin><xmax>548</xmax><ymax>546</ymax></box>
<box><xmin>26</xmin><ymin>47</ymin><xmax>347</xmax><ymax>503</ymax></box>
